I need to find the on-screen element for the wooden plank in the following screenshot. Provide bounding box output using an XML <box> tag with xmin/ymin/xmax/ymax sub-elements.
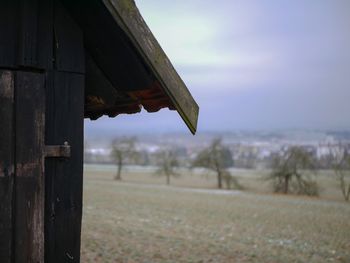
<box><xmin>0</xmin><ymin>0</ymin><xmax>53</xmax><ymax>70</ymax></box>
<box><xmin>85</xmin><ymin>52</ymin><xmax>129</xmax><ymax>106</ymax></box>
<box><xmin>15</xmin><ymin>71</ymin><xmax>45</xmax><ymax>263</ymax></box>
<box><xmin>36</xmin><ymin>0</ymin><xmax>54</xmax><ymax>70</ymax></box>
<box><xmin>0</xmin><ymin>71</ymin><xmax>15</xmax><ymax>263</ymax></box>
<box><xmin>45</xmin><ymin>71</ymin><xmax>84</xmax><ymax>262</ymax></box>
<box><xmin>37</xmin><ymin>0</ymin><xmax>54</xmax><ymax>69</ymax></box>
<box><xmin>0</xmin><ymin>1</ymin><xmax>18</xmax><ymax>68</ymax></box>
<box><xmin>18</xmin><ymin>0</ymin><xmax>40</xmax><ymax>67</ymax></box>
<box><xmin>54</xmin><ymin>0</ymin><xmax>85</xmax><ymax>73</ymax></box>
<box><xmin>85</xmin><ymin>52</ymin><xmax>141</xmax><ymax>119</ymax></box>
<box><xmin>60</xmin><ymin>0</ymin><xmax>198</xmax><ymax>132</ymax></box>
<box><xmin>103</xmin><ymin>0</ymin><xmax>199</xmax><ymax>134</ymax></box>
<box><xmin>60</xmin><ymin>0</ymin><xmax>153</xmax><ymax>91</ymax></box>
<box><xmin>44</xmin><ymin>143</ymin><xmax>71</xmax><ymax>158</ymax></box>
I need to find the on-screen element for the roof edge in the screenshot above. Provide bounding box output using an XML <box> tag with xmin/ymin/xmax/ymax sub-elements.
<box><xmin>102</xmin><ymin>0</ymin><xmax>199</xmax><ymax>134</ymax></box>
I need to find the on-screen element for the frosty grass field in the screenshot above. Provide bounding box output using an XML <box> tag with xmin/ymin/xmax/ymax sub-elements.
<box><xmin>81</xmin><ymin>164</ymin><xmax>350</xmax><ymax>263</ymax></box>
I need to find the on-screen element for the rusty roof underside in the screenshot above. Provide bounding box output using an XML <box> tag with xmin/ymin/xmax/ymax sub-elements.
<box><xmin>62</xmin><ymin>0</ymin><xmax>199</xmax><ymax>134</ymax></box>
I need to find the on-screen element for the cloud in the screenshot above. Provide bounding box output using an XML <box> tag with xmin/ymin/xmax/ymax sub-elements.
<box><xmin>86</xmin><ymin>0</ymin><xmax>350</xmax><ymax>135</ymax></box>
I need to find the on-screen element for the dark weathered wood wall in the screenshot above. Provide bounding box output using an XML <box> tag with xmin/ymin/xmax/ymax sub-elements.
<box><xmin>15</xmin><ymin>72</ymin><xmax>46</xmax><ymax>263</ymax></box>
<box><xmin>0</xmin><ymin>71</ymin><xmax>15</xmax><ymax>262</ymax></box>
<box><xmin>44</xmin><ymin>1</ymin><xmax>85</xmax><ymax>261</ymax></box>
<box><xmin>0</xmin><ymin>72</ymin><xmax>46</xmax><ymax>263</ymax></box>
<box><xmin>0</xmin><ymin>0</ymin><xmax>84</xmax><ymax>262</ymax></box>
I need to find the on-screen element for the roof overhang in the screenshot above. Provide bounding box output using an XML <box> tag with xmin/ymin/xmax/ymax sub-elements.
<box><xmin>62</xmin><ymin>0</ymin><xmax>199</xmax><ymax>134</ymax></box>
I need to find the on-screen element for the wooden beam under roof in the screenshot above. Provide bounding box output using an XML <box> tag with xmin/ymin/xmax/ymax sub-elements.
<box><xmin>102</xmin><ymin>0</ymin><xmax>199</xmax><ymax>134</ymax></box>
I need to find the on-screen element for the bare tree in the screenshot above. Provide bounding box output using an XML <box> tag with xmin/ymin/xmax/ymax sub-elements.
<box><xmin>111</xmin><ymin>137</ymin><xmax>138</xmax><ymax>180</ymax></box>
<box><xmin>155</xmin><ymin>149</ymin><xmax>180</xmax><ymax>185</ymax></box>
<box><xmin>267</xmin><ymin>146</ymin><xmax>318</xmax><ymax>196</ymax></box>
<box><xmin>192</xmin><ymin>138</ymin><xmax>241</xmax><ymax>189</ymax></box>
<box><xmin>328</xmin><ymin>142</ymin><xmax>350</xmax><ymax>202</ymax></box>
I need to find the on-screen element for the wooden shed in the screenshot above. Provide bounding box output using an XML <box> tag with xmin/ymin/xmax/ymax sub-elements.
<box><xmin>0</xmin><ymin>0</ymin><xmax>199</xmax><ymax>262</ymax></box>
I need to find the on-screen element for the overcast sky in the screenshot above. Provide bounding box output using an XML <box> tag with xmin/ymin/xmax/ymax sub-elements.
<box><xmin>85</xmin><ymin>0</ymin><xmax>350</xmax><ymax>136</ymax></box>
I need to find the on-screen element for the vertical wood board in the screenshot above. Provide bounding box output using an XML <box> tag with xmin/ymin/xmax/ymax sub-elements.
<box><xmin>0</xmin><ymin>0</ymin><xmax>18</xmax><ymax>68</ymax></box>
<box><xmin>0</xmin><ymin>71</ymin><xmax>15</xmax><ymax>263</ymax></box>
<box><xmin>54</xmin><ymin>0</ymin><xmax>85</xmax><ymax>74</ymax></box>
<box><xmin>15</xmin><ymin>71</ymin><xmax>45</xmax><ymax>263</ymax></box>
<box><xmin>60</xmin><ymin>0</ymin><xmax>153</xmax><ymax>91</ymax></box>
<box><xmin>18</xmin><ymin>0</ymin><xmax>53</xmax><ymax>69</ymax></box>
<box><xmin>0</xmin><ymin>0</ymin><xmax>53</xmax><ymax>69</ymax></box>
<box><xmin>45</xmin><ymin>71</ymin><xmax>84</xmax><ymax>262</ymax></box>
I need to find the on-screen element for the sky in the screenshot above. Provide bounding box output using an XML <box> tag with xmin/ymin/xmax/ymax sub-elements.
<box><xmin>85</xmin><ymin>0</ymin><xmax>350</xmax><ymax>136</ymax></box>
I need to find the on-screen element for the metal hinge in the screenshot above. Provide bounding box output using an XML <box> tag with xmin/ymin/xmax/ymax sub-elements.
<box><xmin>45</xmin><ymin>141</ymin><xmax>71</xmax><ymax>158</ymax></box>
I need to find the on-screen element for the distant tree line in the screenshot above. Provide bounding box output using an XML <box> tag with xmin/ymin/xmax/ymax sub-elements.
<box><xmin>85</xmin><ymin>137</ymin><xmax>350</xmax><ymax>202</ymax></box>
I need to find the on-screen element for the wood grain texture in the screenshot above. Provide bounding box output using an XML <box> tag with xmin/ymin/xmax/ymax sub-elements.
<box><xmin>0</xmin><ymin>71</ymin><xmax>15</xmax><ymax>263</ymax></box>
<box><xmin>54</xmin><ymin>0</ymin><xmax>84</xmax><ymax>73</ymax></box>
<box><xmin>45</xmin><ymin>71</ymin><xmax>84</xmax><ymax>263</ymax></box>
<box><xmin>44</xmin><ymin>3</ymin><xmax>85</xmax><ymax>261</ymax></box>
<box><xmin>84</xmin><ymin>53</ymin><xmax>143</xmax><ymax>119</ymax></box>
<box><xmin>15</xmin><ymin>71</ymin><xmax>45</xmax><ymax>263</ymax></box>
<box><xmin>36</xmin><ymin>0</ymin><xmax>54</xmax><ymax>70</ymax></box>
<box><xmin>60</xmin><ymin>0</ymin><xmax>153</xmax><ymax>91</ymax></box>
<box><xmin>0</xmin><ymin>0</ymin><xmax>53</xmax><ymax>70</ymax></box>
<box><xmin>1</xmin><ymin>1</ymin><xmax>84</xmax><ymax>261</ymax></box>
<box><xmin>18</xmin><ymin>0</ymin><xmax>40</xmax><ymax>67</ymax></box>
<box><xmin>0</xmin><ymin>1</ymin><xmax>18</xmax><ymax>68</ymax></box>
<box><xmin>103</xmin><ymin>0</ymin><xmax>199</xmax><ymax>134</ymax></box>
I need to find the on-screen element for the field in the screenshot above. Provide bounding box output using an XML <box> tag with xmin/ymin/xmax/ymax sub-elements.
<box><xmin>81</xmin><ymin>165</ymin><xmax>350</xmax><ymax>263</ymax></box>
